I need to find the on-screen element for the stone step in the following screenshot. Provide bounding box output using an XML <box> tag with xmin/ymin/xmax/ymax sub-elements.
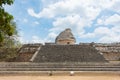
<box><xmin>0</xmin><ymin>67</ymin><xmax>119</xmax><ymax>71</ymax></box>
<box><xmin>0</xmin><ymin>65</ymin><xmax>120</xmax><ymax>68</ymax></box>
<box><xmin>0</xmin><ymin>63</ymin><xmax>120</xmax><ymax>68</ymax></box>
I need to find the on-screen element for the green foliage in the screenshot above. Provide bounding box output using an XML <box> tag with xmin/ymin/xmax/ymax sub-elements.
<box><xmin>0</xmin><ymin>0</ymin><xmax>21</xmax><ymax>61</ymax></box>
<box><xmin>0</xmin><ymin>0</ymin><xmax>14</xmax><ymax>6</ymax></box>
<box><xmin>0</xmin><ymin>0</ymin><xmax>15</xmax><ymax>44</ymax></box>
<box><xmin>0</xmin><ymin>36</ymin><xmax>21</xmax><ymax>61</ymax></box>
<box><xmin>0</xmin><ymin>47</ymin><xmax>18</xmax><ymax>61</ymax></box>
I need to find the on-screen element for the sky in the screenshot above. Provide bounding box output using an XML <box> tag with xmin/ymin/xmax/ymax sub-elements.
<box><xmin>4</xmin><ymin>0</ymin><xmax>120</xmax><ymax>44</ymax></box>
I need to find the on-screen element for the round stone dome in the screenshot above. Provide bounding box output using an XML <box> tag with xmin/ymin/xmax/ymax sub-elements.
<box><xmin>55</xmin><ymin>28</ymin><xmax>76</xmax><ymax>45</ymax></box>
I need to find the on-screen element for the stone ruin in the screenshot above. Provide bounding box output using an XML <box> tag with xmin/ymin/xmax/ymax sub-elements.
<box><xmin>55</xmin><ymin>28</ymin><xmax>76</xmax><ymax>45</ymax></box>
<box><xmin>1</xmin><ymin>28</ymin><xmax>119</xmax><ymax>73</ymax></box>
<box><xmin>16</xmin><ymin>28</ymin><xmax>120</xmax><ymax>62</ymax></box>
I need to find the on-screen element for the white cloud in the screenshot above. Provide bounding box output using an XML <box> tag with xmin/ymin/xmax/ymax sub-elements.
<box><xmin>28</xmin><ymin>0</ymin><xmax>119</xmax><ymax>19</ymax></box>
<box><xmin>98</xmin><ymin>27</ymin><xmax>120</xmax><ymax>43</ymax></box>
<box><xmin>97</xmin><ymin>19</ymin><xmax>104</xmax><ymax>25</ymax></box>
<box><xmin>27</xmin><ymin>0</ymin><xmax>120</xmax><ymax>43</ymax></box>
<box><xmin>111</xmin><ymin>0</ymin><xmax>120</xmax><ymax>13</ymax></box>
<box><xmin>97</xmin><ymin>14</ymin><xmax>120</xmax><ymax>25</ymax></box>
<box><xmin>31</xmin><ymin>36</ymin><xmax>53</xmax><ymax>44</ymax></box>
<box><xmin>19</xmin><ymin>35</ymin><xmax>49</xmax><ymax>44</ymax></box>
<box><xmin>81</xmin><ymin>26</ymin><xmax>120</xmax><ymax>43</ymax></box>
<box><xmin>97</xmin><ymin>0</ymin><xmax>117</xmax><ymax>8</ymax></box>
<box><xmin>50</xmin><ymin>15</ymin><xmax>89</xmax><ymax>36</ymax></box>
<box><xmin>28</xmin><ymin>0</ymin><xmax>101</xmax><ymax>19</ymax></box>
<box><xmin>80</xmin><ymin>27</ymin><xmax>110</xmax><ymax>38</ymax></box>
<box><xmin>94</xmin><ymin>27</ymin><xmax>111</xmax><ymax>36</ymax></box>
<box><xmin>48</xmin><ymin>32</ymin><xmax>57</xmax><ymax>39</ymax></box>
<box><xmin>105</xmin><ymin>14</ymin><xmax>120</xmax><ymax>25</ymax></box>
<box><xmin>27</xmin><ymin>8</ymin><xmax>40</xmax><ymax>18</ymax></box>
<box><xmin>32</xmin><ymin>36</ymin><xmax>43</xmax><ymax>43</ymax></box>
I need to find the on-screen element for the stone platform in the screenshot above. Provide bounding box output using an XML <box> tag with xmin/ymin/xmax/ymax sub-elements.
<box><xmin>0</xmin><ymin>62</ymin><xmax>120</xmax><ymax>74</ymax></box>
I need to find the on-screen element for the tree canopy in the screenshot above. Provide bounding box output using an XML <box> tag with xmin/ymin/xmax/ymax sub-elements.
<box><xmin>0</xmin><ymin>0</ymin><xmax>21</xmax><ymax>61</ymax></box>
<box><xmin>0</xmin><ymin>0</ymin><xmax>16</xmax><ymax>45</ymax></box>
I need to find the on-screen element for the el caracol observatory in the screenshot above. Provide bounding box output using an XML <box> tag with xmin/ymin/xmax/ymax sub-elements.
<box><xmin>16</xmin><ymin>28</ymin><xmax>108</xmax><ymax>62</ymax></box>
<box><xmin>15</xmin><ymin>28</ymin><xmax>120</xmax><ymax>62</ymax></box>
<box><xmin>55</xmin><ymin>28</ymin><xmax>76</xmax><ymax>45</ymax></box>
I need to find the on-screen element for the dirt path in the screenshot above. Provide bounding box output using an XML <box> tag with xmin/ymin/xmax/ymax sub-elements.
<box><xmin>0</xmin><ymin>75</ymin><xmax>120</xmax><ymax>80</ymax></box>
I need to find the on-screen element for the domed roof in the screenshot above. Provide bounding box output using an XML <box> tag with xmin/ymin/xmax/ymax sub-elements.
<box><xmin>55</xmin><ymin>28</ymin><xmax>76</xmax><ymax>42</ymax></box>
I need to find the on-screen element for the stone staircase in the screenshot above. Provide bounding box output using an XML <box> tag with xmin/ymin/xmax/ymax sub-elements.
<box><xmin>33</xmin><ymin>45</ymin><xmax>107</xmax><ymax>62</ymax></box>
<box><xmin>0</xmin><ymin>62</ymin><xmax>120</xmax><ymax>73</ymax></box>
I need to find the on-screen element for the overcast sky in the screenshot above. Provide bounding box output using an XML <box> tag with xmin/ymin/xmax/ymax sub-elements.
<box><xmin>5</xmin><ymin>0</ymin><xmax>120</xmax><ymax>44</ymax></box>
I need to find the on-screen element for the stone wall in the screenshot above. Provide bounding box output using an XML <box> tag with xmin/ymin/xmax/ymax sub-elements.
<box><xmin>95</xmin><ymin>43</ymin><xmax>120</xmax><ymax>61</ymax></box>
<box><xmin>103</xmin><ymin>52</ymin><xmax>120</xmax><ymax>61</ymax></box>
<box><xmin>16</xmin><ymin>43</ymin><xmax>42</xmax><ymax>62</ymax></box>
<box><xmin>56</xmin><ymin>39</ymin><xmax>75</xmax><ymax>45</ymax></box>
<box><xmin>16</xmin><ymin>52</ymin><xmax>34</xmax><ymax>62</ymax></box>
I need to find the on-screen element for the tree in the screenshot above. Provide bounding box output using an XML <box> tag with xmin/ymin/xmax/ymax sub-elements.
<box><xmin>0</xmin><ymin>0</ymin><xmax>15</xmax><ymax>45</ymax></box>
<box><xmin>0</xmin><ymin>0</ymin><xmax>21</xmax><ymax>61</ymax></box>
